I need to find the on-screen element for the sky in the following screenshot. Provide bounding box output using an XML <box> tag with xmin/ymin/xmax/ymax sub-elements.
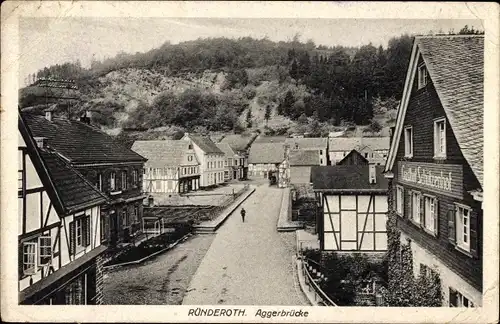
<box><xmin>19</xmin><ymin>17</ymin><xmax>482</xmax><ymax>85</ymax></box>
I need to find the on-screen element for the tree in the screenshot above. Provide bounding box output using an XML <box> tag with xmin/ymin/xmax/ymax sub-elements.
<box><xmin>290</xmin><ymin>59</ymin><xmax>298</xmax><ymax>80</ymax></box>
<box><xmin>264</xmin><ymin>104</ymin><xmax>271</xmax><ymax>124</ymax></box>
<box><xmin>246</xmin><ymin>108</ymin><xmax>253</xmax><ymax>128</ymax></box>
<box><xmin>369</xmin><ymin>119</ymin><xmax>383</xmax><ymax>134</ymax></box>
<box><xmin>281</xmin><ymin>90</ymin><xmax>295</xmax><ymax>117</ymax></box>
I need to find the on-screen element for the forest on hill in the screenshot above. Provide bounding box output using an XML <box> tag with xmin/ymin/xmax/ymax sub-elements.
<box><xmin>20</xmin><ymin>25</ymin><xmax>482</xmax><ymax>136</ymax></box>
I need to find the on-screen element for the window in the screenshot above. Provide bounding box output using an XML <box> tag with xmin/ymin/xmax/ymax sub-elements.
<box><xmin>23</xmin><ymin>241</ymin><xmax>37</xmax><ymax>275</ymax></box>
<box><xmin>364</xmin><ymin>152</ymin><xmax>369</xmax><ymax>158</ymax></box>
<box><xmin>320</xmin><ymin>158</ymin><xmax>323</xmax><ymax>164</ymax></box>
<box><xmin>449</xmin><ymin>288</ymin><xmax>474</xmax><ymax>307</ymax></box>
<box><xmin>423</xmin><ymin>195</ymin><xmax>438</xmax><ymax>235</ymax></box>
<box><xmin>18</xmin><ymin>170</ymin><xmax>23</xmax><ymax>191</ymax></box>
<box><xmin>320</xmin><ymin>150</ymin><xmax>323</xmax><ymax>155</ymax></box>
<box><xmin>411</xmin><ymin>191</ymin><xmax>421</xmax><ymax>224</ymax></box>
<box><xmin>110</xmin><ymin>172</ymin><xmax>116</xmax><ymax>191</ymax></box>
<box><xmin>404</xmin><ymin>126</ymin><xmax>413</xmax><ymax>157</ymax></box>
<box><xmin>456</xmin><ymin>205</ymin><xmax>471</xmax><ymax>251</ymax></box>
<box><xmin>434</xmin><ymin>118</ymin><xmax>447</xmax><ymax>158</ymax></box>
<box><xmin>188</xmin><ymin>144</ymin><xmax>193</xmax><ymax>149</ymax></box>
<box><xmin>71</xmin><ymin>216</ymin><xmax>90</xmax><ymax>254</ymax></box>
<box><xmin>418</xmin><ymin>64</ymin><xmax>428</xmax><ymax>89</ymax></box>
<box><xmin>96</xmin><ymin>174</ymin><xmax>102</xmax><ymax>191</ymax></box>
<box><xmin>122</xmin><ymin>210</ymin><xmax>128</xmax><ymax>227</ymax></box>
<box><xmin>100</xmin><ymin>215</ymin><xmax>109</xmax><ymax>242</ymax></box>
<box><xmin>132</xmin><ymin>170</ymin><xmax>138</xmax><ymax>186</ymax></box>
<box><xmin>65</xmin><ymin>275</ymin><xmax>85</xmax><ymax>305</ymax></box>
<box><xmin>38</xmin><ymin>236</ymin><xmax>52</xmax><ymax>265</ymax></box>
<box><xmin>396</xmin><ymin>186</ymin><xmax>404</xmax><ymax>216</ymax></box>
<box><xmin>133</xmin><ymin>206</ymin><xmax>138</xmax><ymax>223</ymax></box>
<box><xmin>122</xmin><ymin>171</ymin><xmax>128</xmax><ymax>190</ymax></box>
<box><xmin>76</xmin><ymin>218</ymin><xmax>83</xmax><ymax>247</ymax></box>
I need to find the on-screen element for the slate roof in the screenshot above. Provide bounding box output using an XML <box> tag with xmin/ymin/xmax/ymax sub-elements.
<box><xmin>216</xmin><ymin>143</ymin><xmax>236</xmax><ymax>157</ymax></box>
<box><xmin>253</xmin><ymin>136</ymin><xmax>288</xmax><ymax>144</ymax></box>
<box><xmin>329</xmin><ymin>136</ymin><xmax>390</xmax><ymax>152</ymax></box>
<box><xmin>132</xmin><ymin>140</ymin><xmax>196</xmax><ymax>168</ymax></box>
<box><xmin>311</xmin><ymin>165</ymin><xmax>388</xmax><ymax>191</ymax></box>
<box><xmin>289</xmin><ymin>150</ymin><xmax>320</xmax><ymax>166</ymax></box>
<box><xmin>40</xmin><ymin>150</ymin><xmax>109</xmax><ymax>213</ymax></box>
<box><xmin>337</xmin><ymin>149</ymin><xmax>369</xmax><ymax>165</ymax></box>
<box><xmin>417</xmin><ymin>35</ymin><xmax>484</xmax><ymax>186</ymax></box>
<box><xmin>22</xmin><ymin>113</ymin><xmax>147</xmax><ymax>164</ymax></box>
<box><xmin>248</xmin><ymin>142</ymin><xmax>285</xmax><ymax>164</ymax></box>
<box><xmin>187</xmin><ymin>134</ymin><xmax>223</xmax><ymax>154</ymax></box>
<box><xmin>220</xmin><ymin>133</ymin><xmax>257</xmax><ymax>151</ymax></box>
<box><xmin>284</xmin><ymin>138</ymin><xmax>328</xmax><ymax>150</ymax></box>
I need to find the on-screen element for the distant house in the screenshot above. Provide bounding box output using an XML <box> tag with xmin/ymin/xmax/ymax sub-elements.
<box><xmin>131</xmin><ymin>140</ymin><xmax>200</xmax><ymax>194</ymax></box>
<box><xmin>284</xmin><ymin>137</ymin><xmax>329</xmax><ymax>166</ymax></box>
<box><xmin>19</xmin><ymin>113</ymin><xmax>108</xmax><ymax>305</ymax></box>
<box><xmin>216</xmin><ymin>143</ymin><xmax>245</xmax><ymax>181</ymax></box>
<box><xmin>22</xmin><ymin>111</ymin><xmax>147</xmax><ymax>246</ymax></box>
<box><xmin>289</xmin><ymin>150</ymin><xmax>320</xmax><ymax>184</ymax></box>
<box><xmin>248</xmin><ymin>142</ymin><xmax>286</xmax><ymax>178</ymax></box>
<box><xmin>328</xmin><ymin>137</ymin><xmax>390</xmax><ymax>165</ymax></box>
<box><xmin>337</xmin><ymin>149</ymin><xmax>369</xmax><ymax>166</ymax></box>
<box><xmin>253</xmin><ymin>135</ymin><xmax>288</xmax><ymax>144</ymax></box>
<box><xmin>220</xmin><ymin>134</ymin><xmax>255</xmax><ymax>180</ymax></box>
<box><xmin>311</xmin><ymin>164</ymin><xmax>388</xmax><ymax>252</ymax></box>
<box><xmin>181</xmin><ymin>133</ymin><xmax>225</xmax><ymax>187</ymax></box>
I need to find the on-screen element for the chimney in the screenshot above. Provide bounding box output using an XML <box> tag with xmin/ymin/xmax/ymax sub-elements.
<box><xmin>34</xmin><ymin>137</ymin><xmax>48</xmax><ymax>149</ymax></box>
<box><xmin>45</xmin><ymin>110</ymin><xmax>52</xmax><ymax>121</ymax></box>
<box><xmin>369</xmin><ymin>163</ymin><xmax>376</xmax><ymax>184</ymax></box>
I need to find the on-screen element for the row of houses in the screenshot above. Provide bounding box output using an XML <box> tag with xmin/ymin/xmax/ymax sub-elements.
<box><xmin>248</xmin><ymin>136</ymin><xmax>390</xmax><ymax>185</ymax></box>
<box><xmin>310</xmin><ymin>35</ymin><xmax>484</xmax><ymax>307</ymax></box>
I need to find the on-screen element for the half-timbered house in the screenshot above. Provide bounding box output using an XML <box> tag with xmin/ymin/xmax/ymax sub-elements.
<box><xmin>18</xmin><ymin>113</ymin><xmax>108</xmax><ymax>305</ymax></box>
<box><xmin>131</xmin><ymin>140</ymin><xmax>200</xmax><ymax>194</ymax></box>
<box><xmin>311</xmin><ymin>164</ymin><xmax>389</xmax><ymax>253</ymax></box>
<box><xmin>248</xmin><ymin>142</ymin><xmax>286</xmax><ymax>178</ymax></box>
<box><xmin>384</xmin><ymin>35</ymin><xmax>484</xmax><ymax>307</ymax></box>
<box><xmin>22</xmin><ymin>112</ymin><xmax>147</xmax><ymax>246</ymax></box>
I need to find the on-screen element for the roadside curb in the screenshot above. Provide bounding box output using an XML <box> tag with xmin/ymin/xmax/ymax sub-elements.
<box><xmin>193</xmin><ymin>187</ymin><xmax>256</xmax><ymax>233</ymax></box>
<box><xmin>295</xmin><ymin>257</ymin><xmax>317</xmax><ymax>306</ymax></box>
<box><xmin>103</xmin><ymin>233</ymin><xmax>193</xmax><ymax>271</ymax></box>
<box><xmin>277</xmin><ymin>188</ymin><xmax>303</xmax><ymax>232</ymax></box>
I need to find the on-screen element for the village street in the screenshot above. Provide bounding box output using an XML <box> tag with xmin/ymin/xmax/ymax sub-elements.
<box><xmin>182</xmin><ymin>183</ymin><xmax>308</xmax><ymax>305</ymax></box>
<box><xmin>103</xmin><ymin>181</ymin><xmax>308</xmax><ymax>305</ymax></box>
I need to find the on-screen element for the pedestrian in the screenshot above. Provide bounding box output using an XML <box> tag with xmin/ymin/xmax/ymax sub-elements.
<box><xmin>240</xmin><ymin>208</ymin><xmax>246</xmax><ymax>222</ymax></box>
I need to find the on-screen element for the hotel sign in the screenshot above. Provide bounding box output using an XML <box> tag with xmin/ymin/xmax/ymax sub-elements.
<box><xmin>398</xmin><ymin>161</ymin><xmax>463</xmax><ymax>199</ymax></box>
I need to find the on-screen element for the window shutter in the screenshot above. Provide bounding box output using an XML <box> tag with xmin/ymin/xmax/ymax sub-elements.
<box><xmin>448</xmin><ymin>209</ymin><xmax>456</xmax><ymax>244</ymax></box>
<box><xmin>434</xmin><ymin>199</ymin><xmax>439</xmax><ymax>237</ymax></box>
<box><xmin>449</xmin><ymin>287</ymin><xmax>458</xmax><ymax>307</ymax></box>
<box><xmin>84</xmin><ymin>216</ymin><xmax>91</xmax><ymax>247</ymax></box>
<box><xmin>19</xmin><ymin>242</ymin><xmax>24</xmax><ymax>278</ymax></box>
<box><xmin>469</xmin><ymin>209</ymin><xmax>479</xmax><ymax>258</ymax></box>
<box><xmin>69</xmin><ymin>221</ymin><xmax>76</xmax><ymax>255</ymax></box>
<box><xmin>419</xmin><ymin>194</ymin><xmax>424</xmax><ymax>225</ymax></box>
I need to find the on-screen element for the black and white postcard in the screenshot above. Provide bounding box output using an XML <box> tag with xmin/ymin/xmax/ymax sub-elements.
<box><xmin>1</xmin><ymin>1</ymin><xmax>499</xmax><ymax>323</ymax></box>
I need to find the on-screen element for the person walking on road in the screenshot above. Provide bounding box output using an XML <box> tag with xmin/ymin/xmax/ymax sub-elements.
<box><xmin>240</xmin><ymin>208</ymin><xmax>246</xmax><ymax>222</ymax></box>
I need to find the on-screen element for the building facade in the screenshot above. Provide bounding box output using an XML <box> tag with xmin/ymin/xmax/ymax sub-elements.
<box><xmin>132</xmin><ymin>140</ymin><xmax>200</xmax><ymax>194</ymax></box>
<box><xmin>329</xmin><ymin>137</ymin><xmax>390</xmax><ymax>166</ymax></box>
<box><xmin>22</xmin><ymin>112</ymin><xmax>147</xmax><ymax>246</ymax></box>
<box><xmin>384</xmin><ymin>35</ymin><xmax>484</xmax><ymax>307</ymax></box>
<box><xmin>284</xmin><ymin>138</ymin><xmax>329</xmax><ymax>166</ymax></box>
<box><xmin>182</xmin><ymin>133</ymin><xmax>225</xmax><ymax>187</ymax></box>
<box><xmin>216</xmin><ymin>142</ymin><xmax>245</xmax><ymax>181</ymax></box>
<box><xmin>248</xmin><ymin>142</ymin><xmax>286</xmax><ymax>178</ymax></box>
<box><xmin>18</xmin><ymin>114</ymin><xmax>108</xmax><ymax>305</ymax></box>
<box><xmin>312</xmin><ymin>164</ymin><xmax>388</xmax><ymax>253</ymax></box>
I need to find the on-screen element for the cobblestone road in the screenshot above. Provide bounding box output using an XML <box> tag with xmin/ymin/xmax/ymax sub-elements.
<box><xmin>182</xmin><ymin>184</ymin><xmax>309</xmax><ymax>305</ymax></box>
<box><xmin>103</xmin><ymin>234</ymin><xmax>215</xmax><ymax>305</ymax></box>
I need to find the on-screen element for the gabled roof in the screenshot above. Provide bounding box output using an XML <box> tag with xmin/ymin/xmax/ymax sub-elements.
<box><xmin>220</xmin><ymin>133</ymin><xmax>257</xmax><ymax>151</ymax></box>
<box><xmin>253</xmin><ymin>135</ymin><xmax>288</xmax><ymax>144</ymax></box>
<box><xmin>328</xmin><ymin>137</ymin><xmax>362</xmax><ymax>151</ymax></box>
<box><xmin>19</xmin><ymin>113</ymin><xmax>108</xmax><ymax>215</ymax></box>
<box><xmin>21</xmin><ymin>113</ymin><xmax>147</xmax><ymax>164</ymax></box>
<box><xmin>311</xmin><ymin>165</ymin><xmax>388</xmax><ymax>192</ymax></box>
<box><xmin>284</xmin><ymin>138</ymin><xmax>328</xmax><ymax>150</ymax></box>
<box><xmin>289</xmin><ymin>150</ymin><xmax>320</xmax><ymax>166</ymax></box>
<box><xmin>216</xmin><ymin>143</ymin><xmax>236</xmax><ymax>157</ymax></box>
<box><xmin>328</xmin><ymin>137</ymin><xmax>390</xmax><ymax>152</ymax></box>
<box><xmin>385</xmin><ymin>35</ymin><xmax>484</xmax><ymax>188</ymax></box>
<box><xmin>248</xmin><ymin>142</ymin><xmax>285</xmax><ymax>164</ymax></box>
<box><xmin>132</xmin><ymin>140</ymin><xmax>197</xmax><ymax>168</ymax></box>
<box><xmin>185</xmin><ymin>133</ymin><xmax>223</xmax><ymax>154</ymax></box>
<box><xmin>337</xmin><ymin>149</ymin><xmax>369</xmax><ymax>165</ymax></box>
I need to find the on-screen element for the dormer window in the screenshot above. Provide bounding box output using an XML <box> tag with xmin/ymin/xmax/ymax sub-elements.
<box><xmin>110</xmin><ymin>172</ymin><xmax>116</xmax><ymax>191</ymax></box>
<box><xmin>434</xmin><ymin>118</ymin><xmax>447</xmax><ymax>159</ymax></box>
<box><xmin>418</xmin><ymin>64</ymin><xmax>428</xmax><ymax>89</ymax></box>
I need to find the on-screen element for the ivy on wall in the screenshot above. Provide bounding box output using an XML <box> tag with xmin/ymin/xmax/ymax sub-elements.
<box><xmin>381</xmin><ymin>179</ymin><xmax>443</xmax><ymax>306</ymax></box>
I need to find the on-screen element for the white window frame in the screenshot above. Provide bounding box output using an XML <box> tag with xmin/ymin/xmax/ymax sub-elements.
<box><xmin>38</xmin><ymin>236</ymin><xmax>52</xmax><ymax>266</ymax></box>
<box><xmin>418</xmin><ymin>64</ymin><xmax>428</xmax><ymax>89</ymax></box>
<box><xmin>434</xmin><ymin>118</ymin><xmax>447</xmax><ymax>159</ymax></box>
<box><xmin>450</xmin><ymin>288</ymin><xmax>475</xmax><ymax>307</ymax></box>
<box><xmin>110</xmin><ymin>172</ymin><xmax>116</xmax><ymax>191</ymax></box>
<box><xmin>396</xmin><ymin>185</ymin><xmax>404</xmax><ymax>216</ymax></box>
<box><xmin>75</xmin><ymin>218</ymin><xmax>84</xmax><ymax>248</ymax></box>
<box><xmin>132</xmin><ymin>170</ymin><xmax>138</xmax><ymax>186</ymax></box>
<box><xmin>423</xmin><ymin>195</ymin><xmax>438</xmax><ymax>236</ymax></box>
<box><xmin>122</xmin><ymin>171</ymin><xmax>128</xmax><ymax>190</ymax></box>
<box><xmin>23</xmin><ymin>241</ymin><xmax>38</xmax><ymax>275</ymax></box>
<box><xmin>456</xmin><ymin>204</ymin><xmax>471</xmax><ymax>252</ymax></box>
<box><xmin>96</xmin><ymin>173</ymin><xmax>102</xmax><ymax>191</ymax></box>
<box><xmin>404</xmin><ymin>126</ymin><xmax>413</xmax><ymax>158</ymax></box>
<box><xmin>411</xmin><ymin>190</ymin><xmax>421</xmax><ymax>224</ymax></box>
